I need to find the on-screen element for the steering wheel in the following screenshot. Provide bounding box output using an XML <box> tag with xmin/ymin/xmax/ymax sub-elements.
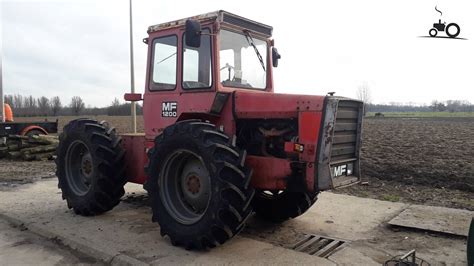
<box><xmin>220</xmin><ymin>63</ymin><xmax>234</xmax><ymax>81</ymax></box>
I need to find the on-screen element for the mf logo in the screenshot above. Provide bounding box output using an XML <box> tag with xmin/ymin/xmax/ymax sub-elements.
<box><xmin>162</xmin><ymin>102</ymin><xmax>177</xmax><ymax>117</ymax></box>
<box><xmin>333</xmin><ymin>165</ymin><xmax>347</xmax><ymax>177</ymax></box>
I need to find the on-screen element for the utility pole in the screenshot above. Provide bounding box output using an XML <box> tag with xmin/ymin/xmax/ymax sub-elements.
<box><xmin>129</xmin><ymin>0</ymin><xmax>137</xmax><ymax>133</ymax></box>
<box><xmin>0</xmin><ymin>62</ymin><xmax>4</xmax><ymax>124</ymax></box>
<box><xmin>0</xmin><ymin>36</ymin><xmax>4</xmax><ymax>124</ymax></box>
<box><xmin>1</xmin><ymin>32</ymin><xmax>6</xmax><ymax>145</ymax></box>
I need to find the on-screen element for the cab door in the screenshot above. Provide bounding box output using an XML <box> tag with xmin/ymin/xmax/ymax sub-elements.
<box><xmin>144</xmin><ymin>26</ymin><xmax>216</xmax><ymax>140</ymax></box>
<box><xmin>143</xmin><ymin>32</ymin><xmax>180</xmax><ymax>139</ymax></box>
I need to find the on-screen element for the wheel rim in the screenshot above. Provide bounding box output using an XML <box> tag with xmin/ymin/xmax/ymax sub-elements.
<box><xmin>159</xmin><ymin>149</ymin><xmax>211</xmax><ymax>225</ymax></box>
<box><xmin>65</xmin><ymin>140</ymin><xmax>93</xmax><ymax>196</ymax></box>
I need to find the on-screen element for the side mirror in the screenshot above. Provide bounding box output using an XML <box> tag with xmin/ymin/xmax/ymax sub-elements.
<box><xmin>185</xmin><ymin>19</ymin><xmax>201</xmax><ymax>48</ymax></box>
<box><xmin>272</xmin><ymin>47</ymin><xmax>281</xmax><ymax>67</ymax></box>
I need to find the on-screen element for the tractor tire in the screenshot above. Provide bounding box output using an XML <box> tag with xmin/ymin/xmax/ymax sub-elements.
<box><xmin>429</xmin><ymin>28</ymin><xmax>438</xmax><ymax>37</ymax></box>
<box><xmin>56</xmin><ymin>119</ymin><xmax>126</xmax><ymax>216</ymax></box>
<box><xmin>146</xmin><ymin>120</ymin><xmax>254</xmax><ymax>249</ymax></box>
<box><xmin>446</xmin><ymin>23</ymin><xmax>460</xmax><ymax>38</ymax></box>
<box><xmin>252</xmin><ymin>190</ymin><xmax>318</xmax><ymax>223</ymax></box>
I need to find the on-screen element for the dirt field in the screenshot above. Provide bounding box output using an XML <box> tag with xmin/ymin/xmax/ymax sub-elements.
<box><xmin>0</xmin><ymin>161</ymin><xmax>55</xmax><ymax>191</ymax></box>
<box><xmin>339</xmin><ymin>117</ymin><xmax>474</xmax><ymax>211</ymax></box>
<box><xmin>10</xmin><ymin>115</ymin><xmax>474</xmax><ymax>210</ymax></box>
<box><xmin>362</xmin><ymin>117</ymin><xmax>473</xmax><ymax>191</ymax></box>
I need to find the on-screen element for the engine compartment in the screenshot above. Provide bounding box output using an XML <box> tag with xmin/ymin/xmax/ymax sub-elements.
<box><xmin>236</xmin><ymin>119</ymin><xmax>298</xmax><ymax>159</ymax></box>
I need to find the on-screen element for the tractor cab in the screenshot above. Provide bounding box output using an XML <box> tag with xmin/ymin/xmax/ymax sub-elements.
<box><xmin>143</xmin><ymin>10</ymin><xmax>278</xmax><ymax>94</ymax></box>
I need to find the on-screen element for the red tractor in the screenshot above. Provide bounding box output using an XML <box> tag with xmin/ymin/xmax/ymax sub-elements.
<box><xmin>56</xmin><ymin>11</ymin><xmax>364</xmax><ymax>249</ymax></box>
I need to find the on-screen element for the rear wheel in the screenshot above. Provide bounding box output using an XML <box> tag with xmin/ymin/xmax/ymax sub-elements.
<box><xmin>146</xmin><ymin>120</ymin><xmax>254</xmax><ymax>249</ymax></box>
<box><xmin>56</xmin><ymin>119</ymin><xmax>126</xmax><ymax>216</ymax></box>
<box><xmin>25</xmin><ymin>129</ymin><xmax>46</xmax><ymax>137</ymax></box>
<box><xmin>446</xmin><ymin>23</ymin><xmax>460</xmax><ymax>38</ymax></box>
<box><xmin>253</xmin><ymin>190</ymin><xmax>318</xmax><ymax>223</ymax></box>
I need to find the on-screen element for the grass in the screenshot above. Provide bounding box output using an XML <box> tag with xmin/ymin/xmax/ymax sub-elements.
<box><xmin>366</xmin><ymin>111</ymin><xmax>474</xmax><ymax>118</ymax></box>
<box><xmin>381</xmin><ymin>194</ymin><xmax>400</xmax><ymax>202</ymax></box>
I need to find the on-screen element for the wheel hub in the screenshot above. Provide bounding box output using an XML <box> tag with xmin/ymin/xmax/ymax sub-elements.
<box><xmin>81</xmin><ymin>153</ymin><xmax>93</xmax><ymax>179</ymax></box>
<box><xmin>160</xmin><ymin>150</ymin><xmax>211</xmax><ymax>225</ymax></box>
<box><xmin>179</xmin><ymin>159</ymin><xmax>210</xmax><ymax>212</ymax></box>
<box><xmin>65</xmin><ymin>140</ymin><xmax>93</xmax><ymax>196</ymax></box>
<box><xmin>186</xmin><ymin>174</ymin><xmax>201</xmax><ymax>195</ymax></box>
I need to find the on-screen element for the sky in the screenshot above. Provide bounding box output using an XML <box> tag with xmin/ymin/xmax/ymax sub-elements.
<box><xmin>1</xmin><ymin>0</ymin><xmax>473</xmax><ymax>107</ymax></box>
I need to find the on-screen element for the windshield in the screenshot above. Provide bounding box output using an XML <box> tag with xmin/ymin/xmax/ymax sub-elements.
<box><xmin>219</xmin><ymin>29</ymin><xmax>267</xmax><ymax>89</ymax></box>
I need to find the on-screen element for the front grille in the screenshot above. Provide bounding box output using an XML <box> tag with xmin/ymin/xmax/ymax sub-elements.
<box><xmin>330</xmin><ymin>100</ymin><xmax>363</xmax><ymax>163</ymax></box>
<box><xmin>316</xmin><ymin>97</ymin><xmax>363</xmax><ymax>190</ymax></box>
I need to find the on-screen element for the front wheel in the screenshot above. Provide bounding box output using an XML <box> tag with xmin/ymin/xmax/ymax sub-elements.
<box><xmin>429</xmin><ymin>28</ymin><xmax>438</xmax><ymax>37</ymax></box>
<box><xmin>253</xmin><ymin>190</ymin><xmax>318</xmax><ymax>223</ymax></box>
<box><xmin>146</xmin><ymin>120</ymin><xmax>254</xmax><ymax>249</ymax></box>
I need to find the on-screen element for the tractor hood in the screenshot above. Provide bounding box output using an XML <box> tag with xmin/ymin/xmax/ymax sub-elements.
<box><xmin>232</xmin><ymin>90</ymin><xmax>326</xmax><ymax>119</ymax></box>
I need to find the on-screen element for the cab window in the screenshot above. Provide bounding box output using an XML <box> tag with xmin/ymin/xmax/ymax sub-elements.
<box><xmin>182</xmin><ymin>28</ymin><xmax>212</xmax><ymax>89</ymax></box>
<box><xmin>219</xmin><ymin>29</ymin><xmax>267</xmax><ymax>89</ymax></box>
<box><xmin>150</xmin><ymin>35</ymin><xmax>177</xmax><ymax>91</ymax></box>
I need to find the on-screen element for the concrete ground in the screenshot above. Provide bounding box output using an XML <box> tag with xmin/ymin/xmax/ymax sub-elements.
<box><xmin>0</xmin><ymin>179</ymin><xmax>469</xmax><ymax>265</ymax></box>
<box><xmin>0</xmin><ymin>219</ymin><xmax>100</xmax><ymax>265</ymax></box>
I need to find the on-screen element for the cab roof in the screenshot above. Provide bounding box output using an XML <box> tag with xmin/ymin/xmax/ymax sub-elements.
<box><xmin>147</xmin><ymin>10</ymin><xmax>273</xmax><ymax>37</ymax></box>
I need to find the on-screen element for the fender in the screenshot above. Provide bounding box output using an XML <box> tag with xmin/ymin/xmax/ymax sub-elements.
<box><xmin>20</xmin><ymin>125</ymin><xmax>48</xmax><ymax>136</ymax></box>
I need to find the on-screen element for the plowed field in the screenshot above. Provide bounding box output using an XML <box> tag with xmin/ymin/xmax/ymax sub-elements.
<box><xmin>340</xmin><ymin>117</ymin><xmax>474</xmax><ymax>210</ymax></box>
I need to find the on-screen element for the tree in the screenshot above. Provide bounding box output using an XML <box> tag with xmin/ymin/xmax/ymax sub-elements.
<box><xmin>356</xmin><ymin>82</ymin><xmax>371</xmax><ymax>115</ymax></box>
<box><xmin>13</xmin><ymin>94</ymin><xmax>24</xmax><ymax>109</ymax></box>
<box><xmin>70</xmin><ymin>96</ymin><xmax>85</xmax><ymax>116</ymax></box>
<box><xmin>107</xmin><ymin>98</ymin><xmax>133</xmax><ymax>116</ymax></box>
<box><xmin>429</xmin><ymin>100</ymin><xmax>439</xmax><ymax>111</ymax></box>
<box><xmin>37</xmin><ymin>96</ymin><xmax>50</xmax><ymax>116</ymax></box>
<box><xmin>24</xmin><ymin>95</ymin><xmax>38</xmax><ymax>116</ymax></box>
<box><xmin>50</xmin><ymin>96</ymin><xmax>62</xmax><ymax>116</ymax></box>
<box><xmin>446</xmin><ymin>100</ymin><xmax>462</xmax><ymax>112</ymax></box>
<box><xmin>430</xmin><ymin>100</ymin><xmax>447</xmax><ymax>112</ymax></box>
<box><xmin>4</xmin><ymin>95</ymin><xmax>13</xmax><ymax>106</ymax></box>
<box><xmin>107</xmin><ymin>98</ymin><xmax>120</xmax><ymax>116</ymax></box>
<box><xmin>356</xmin><ymin>82</ymin><xmax>372</xmax><ymax>104</ymax></box>
<box><xmin>437</xmin><ymin>103</ymin><xmax>447</xmax><ymax>112</ymax></box>
<box><xmin>111</xmin><ymin>98</ymin><xmax>120</xmax><ymax>108</ymax></box>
